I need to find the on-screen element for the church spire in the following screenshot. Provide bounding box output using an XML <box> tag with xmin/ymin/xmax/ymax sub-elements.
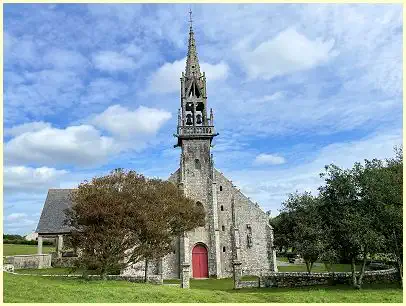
<box><xmin>174</xmin><ymin>10</ymin><xmax>218</xmax><ymax>148</ymax></box>
<box><xmin>185</xmin><ymin>9</ymin><xmax>201</xmax><ymax>78</ymax></box>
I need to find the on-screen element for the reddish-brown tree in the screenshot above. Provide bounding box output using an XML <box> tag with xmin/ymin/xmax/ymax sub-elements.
<box><xmin>65</xmin><ymin>169</ymin><xmax>205</xmax><ymax>280</ymax></box>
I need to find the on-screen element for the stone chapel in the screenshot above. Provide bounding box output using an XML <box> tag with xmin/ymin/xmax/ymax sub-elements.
<box><xmin>36</xmin><ymin>16</ymin><xmax>277</xmax><ymax>281</ymax></box>
<box><xmin>123</xmin><ymin>18</ymin><xmax>277</xmax><ymax>279</ymax></box>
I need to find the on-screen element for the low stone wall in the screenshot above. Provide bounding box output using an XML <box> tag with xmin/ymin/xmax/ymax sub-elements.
<box><xmin>52</xmin><ymin>257</ymin><xmax>78</xmax><ymax>268</ymax></box>
<box><xmin>85</xmin><ymin>274</ymin><xmax>163</xmax><ymax>285</ymax></box>
<box><xmin>239</xmin><ymin>280</ymin><xmax>260</xmax><ymax>288</ymax></box>
<box><xmin>235</xmin><ymin>268</ymin><xmax>399</xmax><ymax>289</ymax></box>
<box><xmin>4</xmin><ymin>254</ymin><xmax>52</xmax><ymax>269</ymax></box>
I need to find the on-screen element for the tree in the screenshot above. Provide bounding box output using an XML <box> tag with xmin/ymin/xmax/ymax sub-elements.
<box><xmin>361</xmin><ymin>147</ymin><xmax>403</xmax><ymax>284</ymax></box>
<box><xmin>124</xmin><ymin>177</ymin><xmax>205</xmax><ymax>282</ymax></box>
<box><xmin>280</xmin><ymin>191</ymin><xmax>324</xmax><ymax>273</ymax></box>
<box><xmin>319</xmin><ymin>163</ymin><xmax>386</xmax><ymax>289</ymax></box>
<box><xmin>269</xmin><ymin>212</ymin><xmax>295</xmax><ymax>254</ymax></box>
<box><xmin>66</xmin><ymin>169</ymin><xmax>205</xmax><ymax>280</ymax></box>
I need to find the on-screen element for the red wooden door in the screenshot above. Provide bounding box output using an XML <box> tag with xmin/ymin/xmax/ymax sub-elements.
<box><xmin>192</xmin><ymin>244</ymin><xmax>208</xmax><ymax>278</ymax></box>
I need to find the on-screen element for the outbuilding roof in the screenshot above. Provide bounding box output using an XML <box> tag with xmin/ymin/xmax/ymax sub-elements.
<box><xmin>36</xmin><ymin>189</ymin><xmax>75</xmax><ymax>234</ymax></box>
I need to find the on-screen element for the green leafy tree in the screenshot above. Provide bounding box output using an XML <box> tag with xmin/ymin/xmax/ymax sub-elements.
<box><xmin>360</xmin><ymin>147</ymin><xmax>403</xmax><ymax>283</ymax></box>
<box><xmin>280</xmin><ymin>191</ymin><xmax>325</xmax><ymax>273</ymax></box>
<box><xmin>319</xmin><ymin>163</ymin><xmax>386</xmax><ymax>289</ymax></box>
<box><xmin>269</xmin><ymin>211</ymin><xmax>295</xmax><ymax>254</ymax></box>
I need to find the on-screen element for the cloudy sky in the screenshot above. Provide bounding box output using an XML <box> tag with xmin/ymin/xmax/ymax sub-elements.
<box><xmin>4</xmin><ymin>4</ymin><xmax>402</xmax><ymax>235</ymax></box>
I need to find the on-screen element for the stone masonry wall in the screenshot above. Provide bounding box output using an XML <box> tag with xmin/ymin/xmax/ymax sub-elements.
<box><xmin>235</xmin><ymin>268</ymin><xmax>399</xmax><ymax>288</ymax></box>
<box><xmin>180</xmin><ymin>139</ymin><xmax>214</xmax><ymax>277</ymax></box>
<box><xmin>121</xmin><ymin>259</ymin><xmax>159</xmax><ymax>277</ymax></box>
<box><xmin>215</xmin><ymin>169</ymin><xmax>274</xmax><ymax>277</ymax></box>
<box><xmin>5</xmin><ymin>254</ymin><xmax>52</xmax><ymax>269</ymax></box>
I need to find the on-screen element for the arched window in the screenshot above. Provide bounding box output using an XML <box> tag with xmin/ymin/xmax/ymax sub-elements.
<box><xmin>196</xmin><ymin>201</ymin><xmax>203</xmax><ymax>209</ymax></box>
<box><xmin>220</xmin><ymin>205</ymin><xmax>224</xmax><ymax>211</ymax></box>
<box><xmin>222</xmin><ymin>246</ymin><xmax>226</xmax><ymax>252</ymax></box>
<box><xmin>195</xmin><ymin>159</ymin><xmax>201</xmax><ymax>170</ymax></box>
<box><xmin>219</xmin><ymin>186</ymin><xmax>223</xmax><ymax>191</ymax></box>
<box><xmin>222</xmin><ymin>225</ymin><xmax>225</xmax><ymax>231</ymax></box>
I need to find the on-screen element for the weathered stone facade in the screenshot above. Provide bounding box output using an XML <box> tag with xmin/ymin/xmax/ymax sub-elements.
<box><xmin>4</xmin><ymin>254</ymin><xmax>52</xmax><ymax>269</ymax></box>
<box><xmin>123</xmin><ymin>16</ymin><xmax>276</xmax><ymax>281</ymax></box>
<box><xmin>234</xmin><ymin>268</ymin><xmax>400</xmax><ymax>289</ymax></box>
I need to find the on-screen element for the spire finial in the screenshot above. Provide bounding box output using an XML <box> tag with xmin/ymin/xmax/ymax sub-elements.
<box><xmin>189</xmin><ymin>9</ymin><xmax>193</xmax><ymax>30</ymax></box>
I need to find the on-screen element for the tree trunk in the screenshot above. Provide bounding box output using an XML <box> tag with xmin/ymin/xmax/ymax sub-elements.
<box><xmin>144</xmin><ymin>259</ymin><xmax>149</xmax><ymax>283</ymax></box>
<box><xmin>305</xmin><ymin>260</ymin><xmax>311</xmax><ymax>273</ymax></box>
<box><xmin>356</xmin><ymin>253</ymin><xmax>368</xmax><ymax>289</ymax></box>
<box><xmin>393</xmin><ymin>230</ymin><xmax>403</xmax><ymax>287</ymax></box>
<box><xmin>101</xmin><ymin>268</ymin><xmax>107</xmax><ymax>281</ymax></box>
<box><xmin>309</xmin><ymin>261</ymin><xmax>314</xmax><ymax>272</ymax></box>
<box><xmin>351</xmin><ymin>257</ymin><xmax>357</xmax><ymax>288</ymax></box>
<box><xmin>397</xmin><ymin>259</ymin><xmax>403</xmax><ymax>287</ymax></box>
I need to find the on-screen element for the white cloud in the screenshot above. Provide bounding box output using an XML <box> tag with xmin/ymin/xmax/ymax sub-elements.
<box><xmin>92</xmin><ymin>104</ymin><xmax>172</xmax><ymax>139</ymax></box>
<box><xmin>4</xmin><ymin>32</ymin><xmax>41</xmax><ymax>68</ymax></box>
<box><xmin>4</xmin><ymin>121</ymin><xmax>51</xmax><ymax>137</ymax></box>
<box><xmin>5</xmin><ymin>69</ymin><xmax>85</xmax><ymax>121</ymax></box>
<box><xmin>81</xmin><ymin>78</ymin><xmax>129</xmax><ymax>105</ymax></box>
<box><xmin>240</xmin><ymin>28</ymin><xmax>337</xmax><ymax>80</ymax></box>
<box><xmin>4</xmin><ymin>166</ymin><xmax>68</xmax><ymax>192</ymax></box>
<box><xmin>92</xmin><ymin>51</ymin><xmax>138</xmax><ymax>72</ymax></box>
<box><xmin>249</xmin><ymin>92</ymin><xmax>285</xmax><ymax>104</ymax></box>
<box><xmin>254</xmin><ymin>153</ymin><xmax>286</xmax><ymax>165</ymax></box>
<box><xmin>6</xmin><ymin>213</ymin><xmax>28</xmax><ymax>222</ymax></box>
<box><xmin>5</xmin><ymin>104</ymin><xmax>172</xmax><ymax>167</ymax></box>
<box><xmin>4</xmin><ymin>214</ymin><xmax>38</xmax><ymax>233</ymax></box>
<box><xmin>5</xmin><ymin>124</ymin><xmax>117</xmax><ymax>167</ymax></box>
<box><xmin>44</xmin><ymin>48</ymin><xmax>89</xmax><ymax>70</ymax></box>
<box><xmin>123</xmin><ymin>43</ymin><xmax>141</xmax><ymax>57</ymax></box>
<box><xmin>148</xmin><ymin>57</ymin><xmax>229</xmax><ymax>94</ymax></box>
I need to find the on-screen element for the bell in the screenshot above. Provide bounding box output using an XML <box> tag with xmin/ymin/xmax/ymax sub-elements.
<box><xmin>186</xmin><ymin>114</ymin><xmax>193</xmax><ymax>125</ymax></box>
<box><xmin>196</xmin><ymin>114</ymin><xmax>202</xmax><ymax>124</ymax></box>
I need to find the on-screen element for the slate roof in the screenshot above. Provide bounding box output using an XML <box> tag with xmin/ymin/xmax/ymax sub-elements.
<box><xmin>36</xmin><ymin>189</ymin><xmax>75</xmax><ymax>234</ymax></box>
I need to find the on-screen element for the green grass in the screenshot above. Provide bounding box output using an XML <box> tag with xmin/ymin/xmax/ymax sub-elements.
<box><xmin>4</xmin><ymin>272</ymin><xmax>402</xmax><ymax>303</ymax></box>
<box><xmin>277</xmin><ymin>256</ymin><xmax>289</xmax><ymax>262</ymax></box>
<box><xmin>3</xmin><ymin>244</ymin><xmax>55</xmax><ymax>256</ymax></box>
<box><xmin>278</xmin><ymin>263</ymin><xmax>365</xmax><ymax>273</ymax></box>
<box><xmin>15</xmin><ymin>267</ymin><xmax>81</xmax><ymax>275</ymax></box>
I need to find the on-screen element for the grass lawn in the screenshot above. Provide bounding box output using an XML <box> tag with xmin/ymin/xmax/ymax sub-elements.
<box><xmin>15</xmin><ymin>267</ymin><xmax>81</xmax><ymax>275</ymax></box>
<box><xmin>277</xmin><ymin>256</ymin><xmax>289</xmax><ymax>262</ymax></box>
<box><xmin>4</xmin><ymin>272</ymin><xmax>402</xmax><ymax>303</ymax></box>
<box><xmin>278</xmin><ymin>263</ymin><xmax>366</xmax><ymax>273</ymax></box>
<box><xmin>3</xmin><ymin>244</ymin><xmax>55</xmax><ymax>256</ymax></box>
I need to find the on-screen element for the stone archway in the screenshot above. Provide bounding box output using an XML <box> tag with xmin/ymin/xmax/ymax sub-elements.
<box><xmin>192</xmin><ymin>243</ymin><xmax>208</xmax><ymax>278</ymax></box>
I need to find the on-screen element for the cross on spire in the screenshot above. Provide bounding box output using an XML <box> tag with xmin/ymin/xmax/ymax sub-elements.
<box><xmin>189</xmin><ymin>9</ymin><xmax>193</xmax><ymax>30</ymax></box>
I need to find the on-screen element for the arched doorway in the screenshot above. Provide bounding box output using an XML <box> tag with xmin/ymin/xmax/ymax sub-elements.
<box><xmin>192</xmin><ymin>244</ymin><xmax>208</xmax><ymax>278</ymax></box>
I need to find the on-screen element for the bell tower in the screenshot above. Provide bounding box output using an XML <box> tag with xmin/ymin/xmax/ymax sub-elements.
<box><xmin>175</xmin><ymin>11</ymin><xmax>217</xmax><ymax>149</ymax></box>
<box><xmin>174</xmin><ymin>10</ymin><xmax>221</xmax><ymax>279</ymax></box>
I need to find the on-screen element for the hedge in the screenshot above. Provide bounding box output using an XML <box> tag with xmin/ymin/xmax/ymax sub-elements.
<box><xmin>3</xmin><ymin>239</ymin><xmax>54</xmax><ymax>246</ymax></box>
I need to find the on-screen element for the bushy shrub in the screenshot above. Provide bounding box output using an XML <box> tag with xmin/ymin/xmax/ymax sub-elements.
<box><xmin>3</xmin><ymin>234</ymin><xmax>24</xmax><ymax>240</ymax></box>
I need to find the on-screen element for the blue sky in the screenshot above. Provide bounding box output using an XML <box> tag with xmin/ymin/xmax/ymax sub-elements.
<box><xmin>4</xmin><ymin>4</ymin><xmax>403</xmax><ymax>235</ymax></box>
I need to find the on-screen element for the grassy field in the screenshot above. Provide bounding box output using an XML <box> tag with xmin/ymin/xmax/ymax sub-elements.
<box><xmin>278</xmin><ymin>263</ymin><xmax>364</xmax><ymax>273</ymax></box>
<box><xmin>3</xmin><ymin>272</ymin><xmax>402</xmax><ymax>303</ymax></box>
<box><xmin>3</xmin><ymin>244</ymin><xmax>55</xmax><ymax>256</ymax></box>
<box><xmin>4</xmin><ymin>252</ymin><xmax>401</xmax><ymax>302</ymax></box>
